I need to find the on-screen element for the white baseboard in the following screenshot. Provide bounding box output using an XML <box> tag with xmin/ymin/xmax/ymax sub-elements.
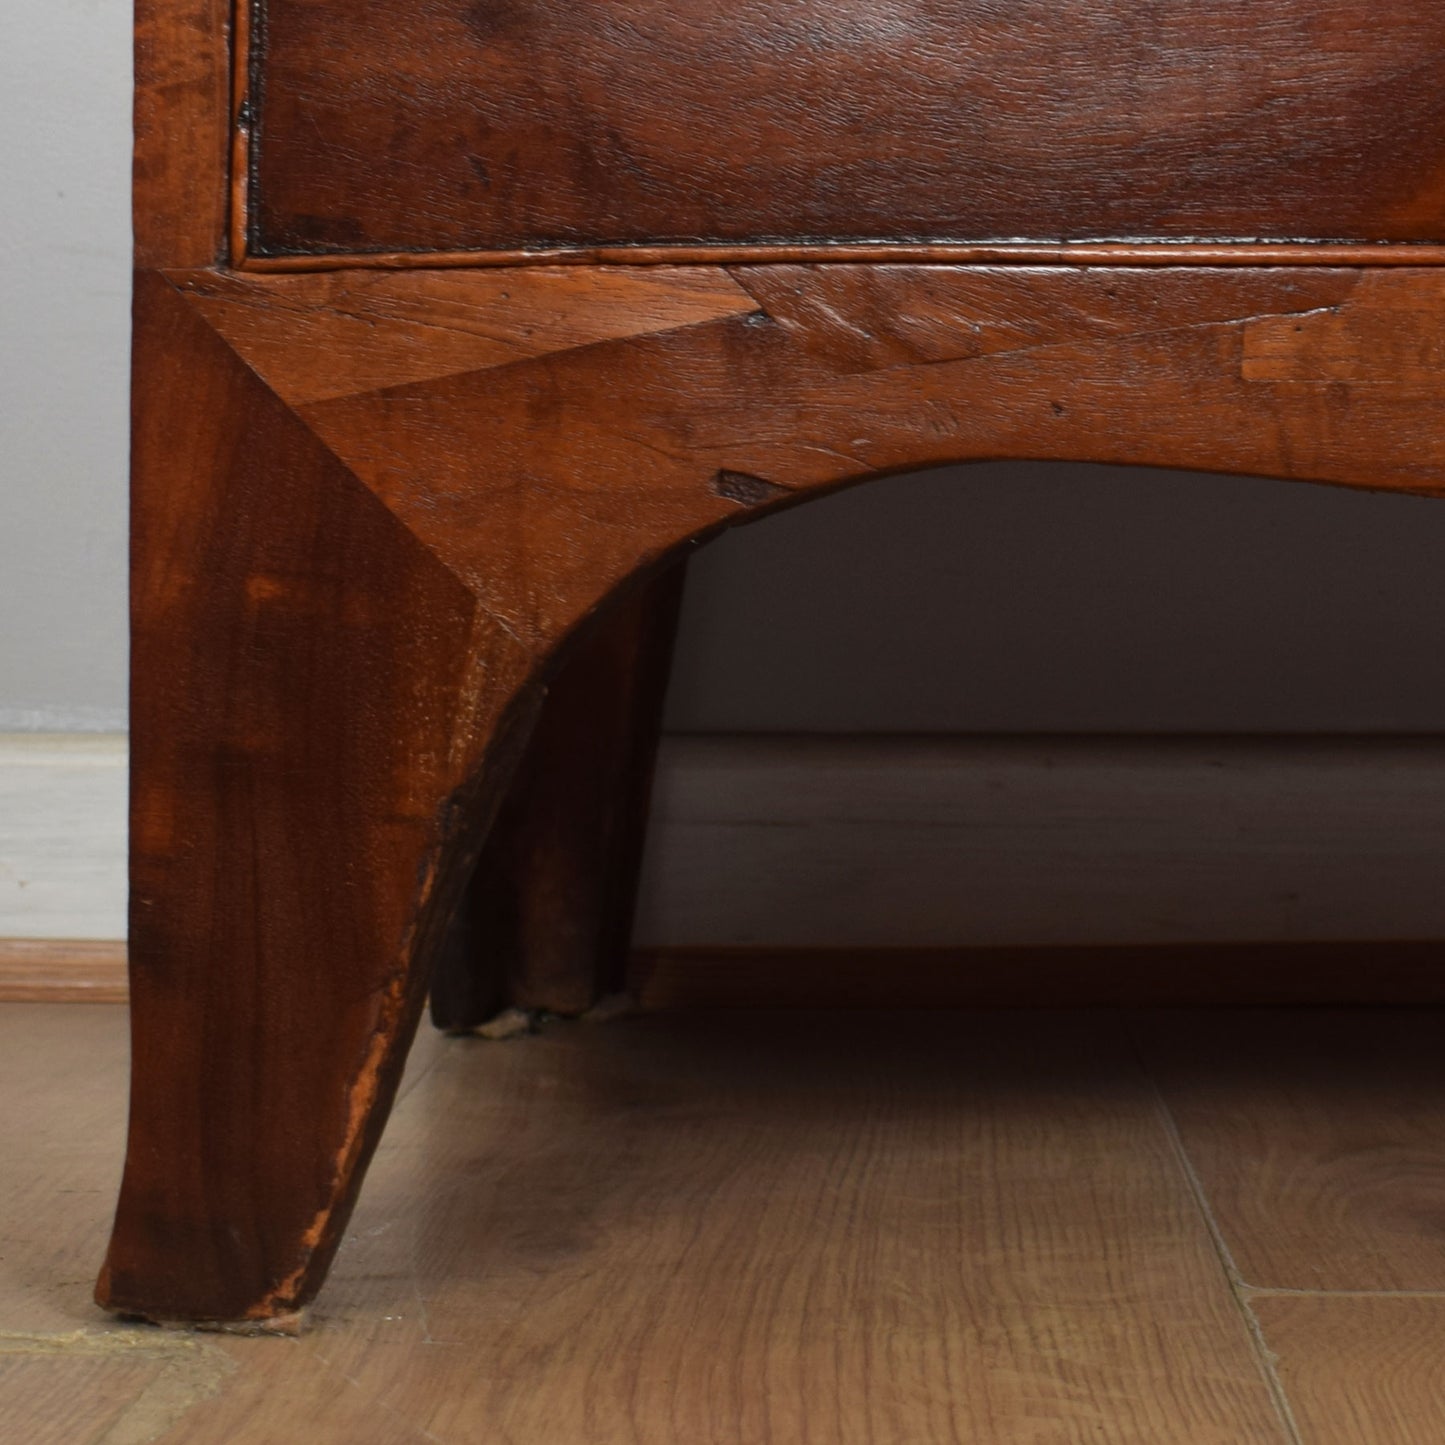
<box><xmin>0</xmin><ymin>734</ymin><xmax>127</xmax><ymax>939</ymax></box>
<box><xmin>631</xmin><ymin>736</ymin><xmax>1445</xmax><ymax>947</ymax></box>
<box><xmin>4</xmin><ymin>733</ymin><xmax>1445</xmax><ymax>947</ymax></box>
<box><xmin>0</xmin><ymin>707</ymin><xmax>128</xmax><ymax>732</ymax></box>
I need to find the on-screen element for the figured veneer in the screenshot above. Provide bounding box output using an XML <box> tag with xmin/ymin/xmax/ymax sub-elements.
<box><xmin>248</xmin><ymin>0</ymin><xmax>1445</xmax><ymax>257</ymax></box>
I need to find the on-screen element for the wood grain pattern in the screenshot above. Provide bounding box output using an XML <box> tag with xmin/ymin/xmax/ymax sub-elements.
<box><xmin>289</xmin><ymin>265</ymin><xmax>1445</xmax><ymax>647</ymax></box>
<box><xmin>11</xmin><ymin>1002</ymin><xmax>1306</xmax><ymax>1442</ymax></box>
<box><xmin>248</xmin><ymin>0</ymin><xmax>1445</xmax><ymax>257</ymax></box>
<box><xmin>0</xmin><ymin>1006</ymin><xmax>132</xmax><ymax>1334</ymax></box>
<box><xmin>1242</xmin><ymin>271</ymin><xmax>1445</xmax><ymax>385</ymax></box>
<box><xmin>17</xmin><ymin>1003</ymin><xmax>1445</xmax><ymax>1439</ymax></box>
<box><xmin>133</xmin><ymin>0</ymin><xmax>230</xmax><ymax>267</ymax></box>
<box><xmin>0</xmin><ymin>998</ymin><xmax>431</xmax><ymax>1337</ymax></box>
<box><xmin>173</xmin><ymin>267</ymin><xmax>756</xmax><ymax>405</ymax></box>
<box><xmin>0</xmin><ymin>1357</ymin><xmax>177</xmax><ymax>1445</ymax></box>
<box><xmin>1137</xmin><ymin>1011</ymin><xmax>1445</xmax><ymax>1290</ymax></box>
<box><xmin>0</xmin><ymin>940</ymin><xmax>128</xmax><ymax>1003</ymax></box>
<box><xmin>432</xmin><ymin>566</ymin><xmax>687</xmax><ymax>1027</ymax></box>
<box><xmin>100</xmin><ymin>272</ymin><xmax>541</xmax><ymax>1324</ymax></box>
<box><xmin>121</xmin><ymin>0</ymin><xmax>1445</xmax><ymax>1330</ymax></box>
<box><xmin>143</xmin><ymin>1013</ymin><xmax>1289</xmax><ymax>1443</ymax></box>
<box><xmin>1252</xmin><ymin>1297</ymin><xmax>1445</xmax><ymax>1445</ymax></box>
<box><xmin>110</xmin><ymin>256</ymin><xmax>1445</xmax><ymax>1322</ymax></box>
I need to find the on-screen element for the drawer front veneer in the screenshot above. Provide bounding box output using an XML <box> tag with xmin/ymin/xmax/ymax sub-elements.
<box><xmin>249</xmin><ymin>0</ymin><xmax>1445</xmax><ymax>258</ymax></box>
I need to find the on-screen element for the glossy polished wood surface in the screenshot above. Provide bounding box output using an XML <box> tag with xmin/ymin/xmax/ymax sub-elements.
<box><xmin>250</xmin><ymin>0</ymin><xmax>1445</xmax><ymax>257</ymax></box>
<box><xmin>103</xmin><ymin>257</ymin><xmax>1445</xmax><ymax>1324</ymax></box>
<box><xmin>107</xmin><ymin>0</ymin><xmax>1445</xmax><ymax>1328</ymax></box>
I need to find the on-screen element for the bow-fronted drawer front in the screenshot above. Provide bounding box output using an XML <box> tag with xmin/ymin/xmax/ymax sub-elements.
<box><xmin>248</xmin><ymin>0</ymin><xmax>1445</xmax><ymax>259</ymax></box>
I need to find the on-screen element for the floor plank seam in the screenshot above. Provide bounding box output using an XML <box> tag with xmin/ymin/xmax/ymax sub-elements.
<box><xmin>1124</xmin><ymin>1017</ymin><xmax>1306</xmax><ymax>1445</ymax></box>
<box><xmin>1244</xmin><ymin>1286</ymin><xmax>1445</xmax><ymax>1299</ymax></box>
<box><xmin>395</xmin><ymin>1029</ymin><xmax>450</xmax><ymax>1103</ymax></box>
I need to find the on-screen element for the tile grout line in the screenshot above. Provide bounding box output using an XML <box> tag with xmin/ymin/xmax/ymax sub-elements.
<box><xmin>1122</xmin><ymin>1014</ymin><xmax>1306</xmax><ymax>1445</ymax></box>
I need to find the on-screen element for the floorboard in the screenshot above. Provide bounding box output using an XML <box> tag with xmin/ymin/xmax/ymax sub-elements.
<box><xmin>1253</xmin><ymin>1295</ymin><xmax>1445</xmax><ymax>1445</ymax></box>
<box><xmin>1136</xmin><ymin>1009</ymin><xmax>1445</xmax><ymax>1290</ymax></box>
<box><xmin>17</xmin><ymin>1003</ymin><xmax>1445</xmax><ymax>1441</ymax></box>
<box><xmin>144</xmin><ymin>1013</ymin><xmax>1282</xmax><ymax>1443</ymax></box>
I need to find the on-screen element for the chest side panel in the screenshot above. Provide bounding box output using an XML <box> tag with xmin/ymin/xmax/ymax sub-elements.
<box><xmin>249</xmin><ymin>0</ymin><xmax>1445</xmax><ymax>256</ymax></box>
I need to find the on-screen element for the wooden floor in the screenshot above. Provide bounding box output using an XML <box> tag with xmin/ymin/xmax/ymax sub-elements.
<box><xmin>4</xmin><ymin>1002</ymin><xmax>1444</xmax><ymax>1443</ymax></box>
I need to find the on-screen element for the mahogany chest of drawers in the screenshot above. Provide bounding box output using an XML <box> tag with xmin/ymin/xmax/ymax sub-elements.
<box><xmin>100</xmin><ymin>0</ymin><xmax>1445</xmax><ymax>1325</ymax></box>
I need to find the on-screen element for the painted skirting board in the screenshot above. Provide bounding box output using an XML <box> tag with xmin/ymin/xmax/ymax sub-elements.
<box><xmin>634</xmin><ymin>735</ymin><xmax>1445</xmax><ymax>947</ymax></box>
<box><xmin>4</xmin><ymin>732</ymin><xmax>1445</xmax><ymax>948</ymax></box>
<box><xmin>0</xmin><ymin>734</ymin><xmax>127</xmax><ymax>940</ymax></box>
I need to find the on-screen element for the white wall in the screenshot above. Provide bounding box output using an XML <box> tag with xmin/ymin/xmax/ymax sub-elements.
<box><xmin>1</xmin><ymin>0</ymin><xmax>132</xmax><ymax>730</ymax></box>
